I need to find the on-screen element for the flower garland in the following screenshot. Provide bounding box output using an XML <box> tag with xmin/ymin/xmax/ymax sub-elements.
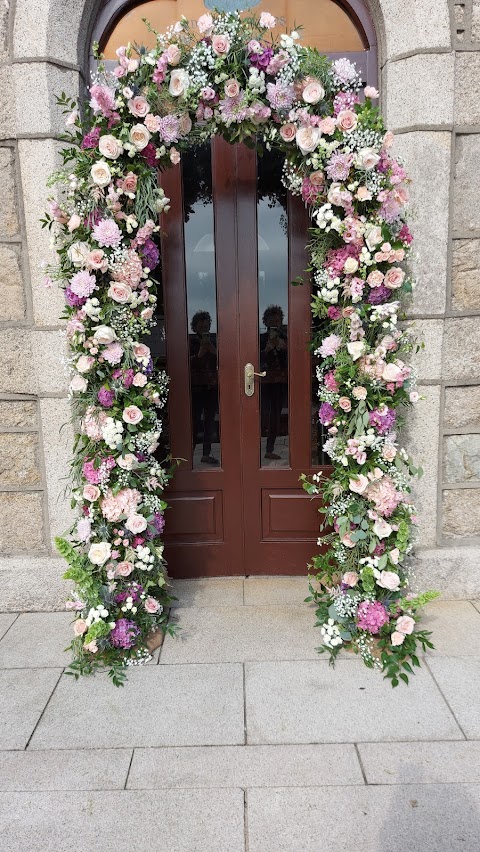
<box><xmin>44</xmin><ymin>9</ymin><xmax>437</xmax><ymax>686</ymax></box>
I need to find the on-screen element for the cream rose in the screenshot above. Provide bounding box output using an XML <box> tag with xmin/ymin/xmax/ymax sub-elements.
<box><xmin>68</xmin><ymin>241</ymin><xmax>91</xmax><ymax>267</ymax></box>
<box><xmin>342</xmin><ymin>571</ymin><xmax>359</xmax><ymax>587</ymax></box>
<box><xmin>108</xmin><ymin>281</ymin><xmax>132</xmax><ymax>303</ymax></box>
<box><xmin>117</xmin><ymin>453</ymin><xmax>139</xmax><ymax>470</ymax></box>
<box><xmin>83</xmin><ymin>484</ymin><xmax>101</xmax><ymax>502</ymax></box>
<box><xmin>382</xmin><ymin>443</ymin><xmax>397</xmax><ymax>462</ymax></box>
<box><xmin>396</xmin><ymin>615</ymin><xmax>415</xmax><ymax>635</ymax></box>
<box><xmin>365</xmin><ymin>224</ymin><xmax>383</xmax><ymax>251</ymax></box>
<box><xmin>389</xmin><ymin>548</ymin><xmax>400</xmax><ymax>565</ymax></box>
<box><xmin>91</xmin><ymin>160</ymin><xmax>112</xmax><ymax>187</ymax></box>
<box><xmin>88</xmin><ymin>541</ymin><xmax>111</xmax><ymax>566</ymax></box>
<box><xmin>127</xmin><ymin>95</ymin><xmax>150</xmax><ymax>117</ymax></box>
<box><xmin>336</xmin><ymin>109</ymin><xmax>358</xmax><ymax>132</ymax></box>
<box><xmin>212</xmin><ymin>34</ymin><xmax>230</xmax><ymax>55</ymax></box>
<box><xmin>70</xmin><ymin>374</ymin><xmax>88</xmax><ymax>392</ymax></box>
<box><xmin>73</xmin><ymin>619</ymin><xmax>88</xmax><ymax>636</ymax></box>
<box><xmin>98</xmin><ymin>135</ymin><xmax>123</xmax><ymax>160</ymax></box>
<box><xmin>295</xmin><ymin>126</ymin><xmax>321</xmax><ymax>155</ymax></box>
<box><xmin>123</xmin><ymin>405</ymin><xmax>143</xmax><ymax>425</ymax></box>
<box><xmin>166</xmin><ymin>44</ymin><xmax>182</xmax><ymax>65</ymax></box>
<box><xmin>355</xmin><ymin>147</ymin><xmax>381</xmax><ymax>170</ymax></box>
<box><xmin>347</xmin><ymin>341</ymin><xmax>366</xmax><ymax>361</ymax></box>
<box><xmin>373</xmin><ymin>518</ymin><xmax>392</xmax><ymax>539</ymax></box>
<box><xmin>168</xmin><ymin>69</ymin><xmax>190</xmax><ymax>98</ymax></box>
<box><xmin>376</xmin><ymin>570</ymin><xmax>401</xmax><ymax>591</ymax></box>
<box><xmin>93</xmin><ymin>325</ymin><xmax>117</xmax><ymax>346</ymax></box>
<box><xmin>349</xmin><ymin>474</ymin><xmax>369</xmax><ymax>494</ymax></box>
<box><xmin>279</xmin><ymin>123</ymin><xmax>296</xmax><ymax>143</ymax></box>
<box><xmin>125</xmin><ymin>513</ymin><xmax>148</xmax><ymax>534</ymax></box>
<box><xmin>352</xmin><ymin>386</ymin><xmax>367</xmax><ymax>400</ymax></box>
<box><xmin>132</xmin><ymin>373</ymin><xmax>147</xmax><ymax>387</ymax></box>
<box><xmin>302</xmin><ymin>80</ymin><xmax>325</xmax><ymax>104</ymax></box>
<box><xmin>129</xmin><ymin>124</ymin><xmax>151</xmax><ymax>151</ymax></box>
<box><xmin>76</xmin><ymin>355</ymin><xmax>95</xmax><ymax>373</ymax></box>
<box><xmin>225</xmin><ymin>78</ymin><xmax>240</xmax><ymax>98</ymax></box>
<box><xmin>384</xmin><ymin>267</ymin><xmax>405</xmax><ymax>289</ymax></box>
<box><xmin>344</xmin><ymin>257</ymin><xmax>359</xmax><ymax>275</ymax></box>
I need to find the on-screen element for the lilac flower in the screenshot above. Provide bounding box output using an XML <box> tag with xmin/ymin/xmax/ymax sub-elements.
<box><xmin>369</xmin><ymin>406</ymin><xmax>397</xmax><ymax>435</ymax></box>
<box><xmin>159</xmin><ymin>115</ymin><xmax>180</xmax><ymax>144</ymax></box>
<box><xmin>92</xmin><ymin>218</ymin><xmax>122</xmax><ymax>248</ymax></box>
<box><xmin>248</xmin><ymin>44</ymin><xmax>274</xmax><ymax>71</ymax></box>
<box><xmin>64</xmin><ymin>287</ymin><xmax>86</xmax><ymax>307</ymax></box>
<box><xmin>153</xmin><ymin>512</ymin><xmax>165</xmax><ymax>534</ymax></box>
<box><xmin>97</xmin><ymin>387</ymin><xmax>115</xmax><ymax>408</ymax></box>
<box><xmin>219</xmin><ymin>92</ymin><xmax>252</xmax><ymax>123</ymax></box>
<box><xmin>103</xmin><ymin>342</ymin><xmax>124</xmax><ymax>365</ymax></box>
<box><xmin>332</xmin><ymin>58</ymin><xmax>357</xmax><ymax>84</ymax></box>
<box><xmin>81</xmin><ymin>127</ymin><xmax>101</xmax><ymax>149</ymax></box>
<box><xmin>367</xmin><ymin>286</ymin><xmax>391</xmax><ymax>305</ymax></box>
<box><xmin>109</xmin><ymin>618</ymin><xmax>140</xmax><ymax>649</ymax></box>
<box><xmin>266</xmin><ymin>82</ymin><xmax>295</xmax><ymax>111</ymax></box>
<box><xmin>326</xmin><ymin>152</ymin><xmax>354</xmax><ymax>182</ymax></box>
<box><xmin>319</xmin><ymin>402</ymin><xmax>336</xmax><ymax>426</ymax></box>
<box><xmin>140</xmin><ymin>239</ymin><xmax>160</xmax><ymax>271</ymax></box>
<box><xmin>69</xmin><ymin>270</ymin><xmax>97</xmax><ymax>298</ymax></box>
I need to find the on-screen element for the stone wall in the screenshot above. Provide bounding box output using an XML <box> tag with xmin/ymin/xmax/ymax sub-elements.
<box><xmin>0</xmin><ymin>0</ymin><xmax>478</xmax><ymax>608</ymax></box>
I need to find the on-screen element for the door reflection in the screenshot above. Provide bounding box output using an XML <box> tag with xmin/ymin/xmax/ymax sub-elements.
<box><xmin>260</xmin><ymin>305</ymin><xmax>288</xmax><ymax>463</ymax></box>
<box><xmin>189</xmin><ymin>311</ymin><xmax>219</xmax><ymax>466</ymax></box>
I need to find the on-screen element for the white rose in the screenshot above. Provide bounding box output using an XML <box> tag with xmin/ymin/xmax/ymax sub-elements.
<box><xmin>69</xmin><ymin>374</ymin><xmax>88</xmax><ymax>392</ymax></box>
<box><xmin>347</xmin><ymin>341</ymin><xmax>366</xmax><ymax>361</ymax></box>
<box><xmin>364</xmin><ymin>224</ymin><xmax>383</xmax><ymax>251</ymax></box>
<box><xmin>129</xmin><ymin>124</ymin><xmax>151</xmax><ymax>151</ymax></box>
<box><xmin>295</xmin><ymin>126</ymin><xmax>321</xmax><ymax>155</ymax></box>
<box><xmin>91</xmin><ymin>160</ymin><xmax>112</xmax><ymax>187</ymax></box>
<box><xmin>376</xmin><ymin>570</ymin><xmax>401</xmax><ymax>590</ymax></box>
<box><xmin>67</xmin><ymin>241</ymin><xmax>91</xmax><ymax>267</ymax></box>
<box><xmin>117</xmin><ymin>453</ymin><xmax>138</xmax><ymax>470</ymax></box>
<box><xmin>93</xmin><ymin>325</ymin><xmax>117</xmax><ymax>345</ymax></box>
<box><xmin>169</xmin><ymin>69</ymin><xmax>190</xmax><ymax>98</ymax></box>
<box><xmin>302</xmin><ymin>80</ymin><xmax>325</xmax><ymax>104</ymax></box>
<box><xmin>125</xmin><ymin>513</ymin><xmax>148</xmax><ymax>534</ymax></box>
<box><xmin>373</xmin><ymin>518</ymin><xmax>393</xmax><ymax>539</ymax></box>
<box><xmin>355</xmin><ymin>147</ymin><xmax>381</xmax><ymax>171</ymax></box>
<box><xmin>344</xmin><ymin>257</ymin><xmax>359</xmax><ymax>274</ymax></box>
<box><xmin>76</xmin><ymin>354</ymin><xmax>94</xmax><ymax>373</ymax></box>
<box><xmin>98</xmin><ymin>135</ymin><xmax>123</xmax><ymax>160</ymax></box>
<box><xmin>88</xmin><ymin>541</ymin><xmax>112</xmax><ymax>566</ymax></box>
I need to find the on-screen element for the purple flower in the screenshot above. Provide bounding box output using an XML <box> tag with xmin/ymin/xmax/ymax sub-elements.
<box><xmin>249</xmin><ymin>45</ymin><xmax>274</xmax><ymax>71</ymax></box>
<box><xmin>103</xmin><ymin>342</ymin><xmax>124</xmax><ymax>365</ymax></box>
<box><xmin>153</xmin><ymin>512</ymin><xmax>165</xmax><ymax>534</ymax></box>
<box><xmin>123</xmin><ymin>368</ymin><xmax>135</xmax><ymax>389</ymax></box>
<box><xmin>140</xmin><ymin>239</ymin><xmax>159</xmax><ymax>271</ymax></box>
<box><xmin>158</xmin><ymin>115</ymin><xmax>180</xmax><ymax>144</ymax></box>
<box><xmin>141</xmin><ymin>143</ymin><xmax>157</xmax><ymax>167</ymax></box>
<box><xmin>109</xmin><ymin>618</ymin><xmax>140</xmax><ymax>649</ymax></box>
<box><xmin>319</xmin><ymin>402</ymin><xmax>336</xmax><ymax>426</ymax></box>
<box><xmin>81</xmin><ymin>126</ymin><xmax>101</xmax><ymax>149</ymax></box>
<box><xmin>89</xmin><ymin>84</ymin><xmax>116</xmax><ymax>117</ymax></box>
<box><xmin>97</xmin><ymin>387</ymin><xmax>115</xmax><ymax>408</ymax></box>
<box><xmin>333</xmin><ymin>91</ymin><xmax>359</xmax><ymax>116</ymax></box>
<box><xmin>64</xmin><ymin>287</ymin><xmax>86</xmax><ymax>307</ymax></box>
<box><xmin>356</xmin><ymin>600</ymin><xmax>389</xmax><ymax>634</ymax></box>
<box><xmin>369</xmin><ymin>406</ymin><xmax>397</xmax><ymax>435</ymax></box>
<box><xmin>367</xmin><ymin>286</ymin><xmax>391</xmax><ymax>305</ymax></box>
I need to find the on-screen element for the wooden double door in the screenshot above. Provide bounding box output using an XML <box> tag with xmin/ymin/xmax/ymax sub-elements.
<box><xmin>159</xmin><ymin>137</ymin><xmax>325</xmax><ymax>577</ymax></box>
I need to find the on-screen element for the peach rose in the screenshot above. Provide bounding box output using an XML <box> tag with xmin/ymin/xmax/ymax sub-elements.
<box><xmin>133</xmin><ymin>342</ymin><xmax>151</xmax><ymax>365</ymax></box>
<box><xmin>145</xmin><ymin>596</ymin><xmax>161</xmax><ymax>613</ymax></box>
<box><xmin>91</xmin><ymin>160</ymin><xmax>112</xmax><ymax>187</ymax></box>
<box><xmin>389</xmin><ymin>548</ymin><xmax>400</xmax><ymax>565</ymax></box>
<box><xmin>309</xmin><ymin>170</ymin><xmax>324</xmax><ymax>187</ymax></box>
<box><xmin>84</xmin><ymin>640</ymin><xmax>98</xmax><ymax>653</ymax></box>
<box><xmin>342</xmin><ymin>534</ymin><xmax>356</xmax><ymax>549</ymax></box>
<box><xmin>342</xmin><ymin>571</ymin><xmax>359</xmax><ymax>586</ymax></box>
<box><xmin>116</xmin><ymin>561</ymin><xmax>134</xmax><ymax>577</ymax></box>
<box><xmin>384</xmin><ymin>267</ymin><xmax>405</xmax><ymax>289</ymax></box>
<box><xmin>83</xmin><ymin>484</ymin><xmax>100</xmax><ymax>502</ymax></box>
<box><xmin>144</xmin><ymin>113</ymin><xmax>161</xmax><ymax>133</ymax></box>
<box><xmin>70</xmin><ymin>374</ymin><xmax>88</xmax><ymax>393</ymax></box>
<box><xmin>98</xmin><ymin>135</ymin><xmax>123</xmax><ymax>160</ymax></box>
<box><xmin>376</xmin><ymin>570</ymin><xmax>400</xmax><ymax>591</ymax></box>
<box><xmin>141</xmin><ymin>307</ymin><xmax>154</xmax><ymax>321</ymax></box>
<box><xmin>127</xmin><ymin>96</ymin><xmax>150</xmax><ymax>117</ymax></box>
<box><xmin>302</xmin><ymin>79</ymin><xmax>325</xmax><ymax>104</ymax></box>
<box><xmin>225</xmin><ymin>78</ymin><xmax>240</xmax><ymax>98</ymax></box>
<box><xmin>68</xmin><ymin>214</ymin><xmax>81</xmax><ymax>232</ymax></box>
<box><xmin>396</xmin><ymin>615</ymin><xmax>415</xmax><ymax>635</ymax></box>
<box><xmin>349</xmin><ymin>474</ymin><xmax>369</xmax><ymax>494</ymax></box>
<box><xmin>296</xmin><ymin>126</ymin><xmax>321</xmax><ymax>155</ymax></box>
<box><xmin>338</xmin><ymin>396</ymin><xmax>351</xmax><ymax>412</ymax></box>
<box><xmin>76</xmin><ymin>355</ymin><xmax>95</xmax><ymax>373</ymax></box>
<box><xmin>356</xmin><ymin>186</ymin><xmax>372</xmax><ymax>202</ymax></box>
<box><xmin>132</xmin><ymin>373</ymin><xmax>147</xmax><ymax>387</ymax></box>
<box><xmin>352</xmin><ymin>386</ymin><xmax>367</xmax><ymax>400</ymax></box>
<box><xmin>279</xmin><ymin>123</ymin><xmax>296</xmax><ymax>143</ymax></box>
<box><xmin>87</xmin><ymin>249</ymin><xmax>107</xmax><ymax>271</ymax></box>
<box><xmin>337</xmin><ymin>109</ymin><xmax>358</xmax><ymax>132</ymax></box>
<box><xmin>108</xmin><ymin>281</ymin><xmax>132</xmax><ymax>303</ymax></box>
<box><xmin>383</xmin><ymin>130</ymin><xmax>394</xmax><ymax>149</ymax></box>
<box><xmin>129</xmin><ymin>124</ymin><xmax>151</xmax><ymax>150</ymax></box>
<box><xmin>391</xmin><ymin>631</ymin><xmax>405</xmax><ymax>646</ymax></box>
<box><xmin>73</xmin><ymin>619</ymin><xmax>88</xmax><ymax>636</ymax></box>
<box><xmin>166</xmin><ymin>44</ymin><xmax>181</xmax><ymax>65</ymax></box>
<box><xmin>123</xmin><ymin>405</ymin><xmax>143</xmax><ymax>425</ymax></box>
<box><xmin>125</xmin><ymin>512</ymin><xmax>148</xmax><ymax>534</ymax></box>
<box><xmin>212</xmin><ymin>34</ymin><xmax>230</xmax><ymax>55</ymax></box>
<box><xmin>382</xmin><ymin>443</ymin><xmax>397</xmax><ymax>462</ymax></box>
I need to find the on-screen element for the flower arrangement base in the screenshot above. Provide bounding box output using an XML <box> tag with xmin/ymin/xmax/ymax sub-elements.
<box><xmin>145</xmin><ymin>622</ymin><xmax>168</xmax><ymax>653</ymax></box>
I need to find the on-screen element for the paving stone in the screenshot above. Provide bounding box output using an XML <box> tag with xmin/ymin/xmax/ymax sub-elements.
<box><xmin>0</xmin><ymin>749</ymin><xmax>133</xmax><ymax>791</ymax></box>
<box><xmin>0</xmin><ymin>668</ymin><xmax>61</xmax><ymax>750</ymax></box>
<box><xmin>427</xmin><ymin>658</ymin><xmax>480</xmax><ymax>739</ymax></box>
<box><xmin>244</xmin><ymin>576</ymin><xmax>311</xmax><ymax>606</ymax></box>
<box><xmin>161</xmin><ymin>606</ymin><xmax>318</xmax><ymax>663</ymax></box>
<box><xmin>29</xmin><ymin>665</ymin><xmax>244</xmax><ymax>750</ymax></box>
<box><xmin>128</xmin><ymin>743</ymin><xmax>363</xmax><ymax>789</ymax></box>
<box><xmin>420</xmin><ymin>600</ymin><xmax>480</xmax><ymax>656</ymax></box>
<box><xmin>245</xmin><ymin>660</ymin><xmax>462</xmax><ymax>744</ymax></box>
<box><xmin>0</xmin><ymin>613</ymin><xmax>17</xmax><ymax>641</ymax></box>
<box><xmin>0</xmin><ymin>612</ymin><xmax>72</xmax><ymax>668</ymax></box>
<box><xmin>170</xmin><ymin>577</ymin><xmax>244</xmax><ymax>607</ymax></box>
<box><xmin>473</xmin><ymin>601</ymin><xmax>480</xmax><ymax>614</ymax></box>
<box><xmin>246</xmin><ymin>785</ymin><xmax>480</xmax><ymax>852</ymax></box>
<box><xmin>0</xmin><ymin>789</ymin><xmax>245</xmax><ymax>852</ymax></box>
<box><xmin>358</xmin><ymin>741</ymin><xmax>480</xmax><ymax>785</ymax></box>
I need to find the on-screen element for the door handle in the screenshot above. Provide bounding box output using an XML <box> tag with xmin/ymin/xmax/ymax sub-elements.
<box><xmin>244</xmin><ymin>362</ymin><xmax>266</xmax><ymax>397</ymax></box>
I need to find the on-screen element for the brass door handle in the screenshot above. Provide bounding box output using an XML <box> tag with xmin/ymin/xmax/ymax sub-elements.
<box><xmin>244</xmin><ymin>363</ymin><xmax>266</xmax><ymax>396</ymax></box>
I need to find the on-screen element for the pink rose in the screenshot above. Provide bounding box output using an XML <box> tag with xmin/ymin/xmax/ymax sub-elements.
<box><xmin>224</xmin><ymin>79</ymin><xmax>240</xmax><ymax>98</ymax></box>
<box><xmin>179</xmin><ymin>113</ymin><xmax>192</xmax><ymax>135</ymax></box>
<box><xmin>302</xmin><ymin>79</ymin><xmax>325</xmax><ymax>105</ymax></box>
<box><xmin>76</xmin><ymin>355</ymin><xmax>95</xmax><ymax>373</ymax></box>
<box><xmin>123</xmin><ymin>405</ymin><xmax>143</xmax><ymax>425</ymax></box>
<box><xmin>356</xmin><ymin>186</ymin><xmax>372</xmax><ymax>201</ymax></box>
<box><xmin>116</xmin><ymin>561</ymin><xmax>134</xmax><ymax>577</ymax></box>
<box><xmin>337</xmin><ymin>109</ymin><xmax>358</xmax><ymax>132</ymax></box>
<box><xmin>384</xmin><ymin>267</ymin><xmax>405</xmax><ymax>289</ymax></box>
<box><xmin>197</xmin><ymin>13</ymin><xmax>213</xmax><ymax>35</ymax></box>
<box><xmin>166</xmin><ymin>44</ymin><xmax>181</xmax><ymax>65</ymax></box>
<box><xmin>279</xmin><ymin>123</ymin><xmax>296</xmax><ymax>143</ymax></box>
<box><xmin>98</xmin><ymin>135</ymin><xmax>123</xmax><ymax>160</ymax></box>
<box><xmin>364</xmin><ymin>86</ymin><xmax>379</xmax><ymax>99</ymax></box>
<box><xmin>145</xmin><ymin>596</ymin><xmax>161</xmax><ymax>613</ymax></box>
<box><xmin>376</xmin><ymin>571</ymin><xmax>401</xmax><ymax>591</ymax></box>
<box><xmin>127</xmin><ymin>96</ymin><xmax>150</xmax><ymax>117</ymax></box>
<box><xmin>170</xmin><ymin>148</ymin><xmax>180</xmax><ymax>165</ymax></box>
<box><xmin>83</xmin><ymin>484</ymin><xmax>100</xmax><ymax>502</ymax></box>
<box><xmin>68</xmin><ymin>214</ymin><xmax>81</xmax><ymax>232</ymax></box>
<box><xmin>125</xmin><ymin>512</ymin><xmax>148</xmax><ymax>534</ymax></box>
<box><xmin>391</xmin><ymin>631</ymin><xmax>405</xmax><ymax>646</ymax></box>
<box><xmin>212</xmin><ymin>34</ymin><xmax>230</xmax><ymax>56</ymax></box>
<box><xmin>133</xmin><ymin>342</ymin><xmax>151</xmax><ymax>365</ymax></box>
<box><xmin>349</xmin><ymin>474</ymin><xmax>369</xmax><ymax>494</ymax></box>
<box><xmin>352</xmin><ymin>386</ymin><xmax>367</xmax><ymax>400</ymax></box>
<box><xmin>309</xmin><ymin>170</ymin><xmax>324</xmax><ymax>188</ymax></box>
<box><xmin>87</xmin><ymin>249</ymin><xmax>108</xmax><ymax>271</ymax></box>
<box><xmin>396</xmin><ymin>615</ymin><xmax>415</xmax><ymax>635</ymax></box>
<box><xmin>84</xmin><ymin>640</ymin><xmax>98</xmax><ymax>653</ymax></box>
<box><xmin>132</xmin><ymin>373</ymin><xmax>147</xmax><ymax>387</ymax></box>
<box><xmin>108</xmin><ymin>282</ymin><xmax>132</xmax><ymax>304</ymax></box>
<box><xmin>342</xmin><ymin>571</ymin><xmax>359</xmax><ymax>586</ymax></box>
<box><xmin>342</xmin><ymin>534</ymin><xmax>356</xmax><ymax>549</ymax></box>
<box><xmin>73</xmin><ymin>619</ymin><xmax>88</xmax><ymax>636</ymax></box>
<box><xmin>382</xmin><ymin>363</ymin><xmax>403</xmax><ymax>383</ymax></box>
<box><xmin>338</xmin><ymin>396</ymin><xmax>351</xmax><ymax>412</ymax></box>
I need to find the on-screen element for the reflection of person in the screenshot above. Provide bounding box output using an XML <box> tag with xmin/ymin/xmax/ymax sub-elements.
<box><xmin>189</xmin><ymin>310</ymin><xmax>219</xmax><ymax>465</ymax></box>
<box><xmin>260</xmin><ymin>305</ymin><xmax>288</xmax><ymax>461</ymax></box>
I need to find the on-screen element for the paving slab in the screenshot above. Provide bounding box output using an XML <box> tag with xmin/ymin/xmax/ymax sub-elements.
<box><xmin>128</xmin><ymin>743</ymin><xmax>363</xmax><ymax>789</ymax></box>
<box><xmin>0</xmin><ymin>789</ymin><xmax>245</xmax><ymax>852</ymax></box>
<box><xmin>0</xmin><ymin>749</ymin><xmax>133</xmax><ymax>791</ymax></box>
<box><xmin>472</xmin><ymin>600</ymin><xmax>480</xmax><ymax>614</ymax></box>
<box><xmin>358</xmin><ymin>741</ymin><xmax>480</xmax><ymax>784</ymax></box>
<box><xmin>244</xmin><ymin>577</ymin><xmax>311</xmax><ymax>606</ymax></box>
<box><xmin>170</xmin><ymin>578</ymin><xmax>244</xmax><ymax>607</ymax></box>
<box><xmin>246</xmin><ymin>785</ymin><xmax>480</xmax><ymax>852</ymax></box>
<box><xmin>427</xmin><ymin>657</ymin><xmax>480</xmax><ymax>738</ymax></box>
<box><xmin>29</xmin><ymin>664</ymin><xmax>244</xmax><ymax>750</ymax></box>
<box><xmin>0</xmin><ymin>613</ymin><xmax>17</xmax><ymax>641</ymax></box>
<box><xmin>161</xmin><ymin>605</ymin><xmax>318</xmax><ymax>663</ymax></box>
<box><xmin>0</xmin><ymin>612</ymin><xmax>72</xmax><ymax>668</ymax></box>
<box><xmin>420</xmin><ymin>600</ymin><xmax>480</xmax><ymax>656</ymax></box>
<box><xmin>245</xmin><ymin>660</ymin><xmax>463</xmax><ymax>744</ymax></box>
<box><xmin>0</xmin><ymin>668</ymin><xmax>61</xmax><ymax>750</ymax></box>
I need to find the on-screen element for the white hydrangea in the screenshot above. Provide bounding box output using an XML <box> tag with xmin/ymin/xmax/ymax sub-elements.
<box><xmin>102</xmin><ymin>417</ymin><xmax>124</xmax><ymax>450</ymax></box>
<box><xmin>320</xmin><ymin>619</ymin><xmax>343</xmax><ymax>648</ymax></box>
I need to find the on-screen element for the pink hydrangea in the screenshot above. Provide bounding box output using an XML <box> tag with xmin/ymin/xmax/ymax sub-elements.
<box><xmin>319</xmin><ymin>334</ymin><xmax>342</xmax><ymax>358</ymax></box>
<box><xmin>101</xmin><ymin>487</ymin><xmax>141</xmax><ymax>521</ymax></box>
<box><xmin>366</xmin><ymin>477</ymin><xmax>402</xmax><ymax>517</ymax></box>
<box><xmin>356</xmin><ymin>600</ymin><xmax>389</xmax><ymax>634</ymax></box>
<box><xmin>111</xmin><ymin>250</ymin><xmax>143</xmax><ymax>288</ymax></box>
<box><xmin>82</xmin><ymin>456</ymin><xmax>116</xmax><ymax>484</ymax></box>
<box><xmin>81</xmin><ymin>406</ymin><xmax>107</xmax><ymax>441</ymax></box>
<box><xmin>92</xmin><ymin>218</ymin><xmax>122</xmax><ymax>248</ymax></box>
<box><xmin>89</xmin><ymin>84</ymin><xmax>116</xmax><ymax>117</ymax></box>
<box><xmin>323</xmin><ymin>370</ymin><xmax>339</xmax><ymax>392</ymax></box>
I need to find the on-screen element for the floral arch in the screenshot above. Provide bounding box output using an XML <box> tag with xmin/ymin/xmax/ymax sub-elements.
<box><xmin>45</xmin><ymin>9</ymin><xmax>437</xmax><ymax>687</ymax></box>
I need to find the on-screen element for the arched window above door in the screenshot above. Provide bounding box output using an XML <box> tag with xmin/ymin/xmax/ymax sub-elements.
<box><xmin>92</xmin><ymin>0</ymin><xmax>377</xmax><ymax>84</ymax></box>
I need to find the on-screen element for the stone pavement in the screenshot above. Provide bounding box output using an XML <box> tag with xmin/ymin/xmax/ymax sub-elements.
<box><xmin>0</xmin><ymin>578</ymin><xmax>480</xmax><ymax>851</ymax></box>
